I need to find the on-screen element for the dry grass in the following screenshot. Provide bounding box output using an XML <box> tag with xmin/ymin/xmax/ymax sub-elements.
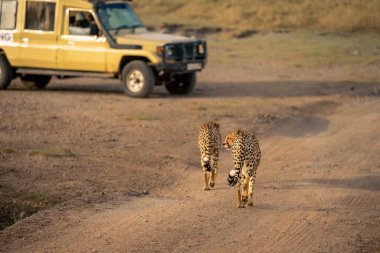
<box><xmin>124</xmin><ymin>113</ymin><xmax>156</xmax><ymax>121</ymax></box>
<box><xmin>0</xmin><ymin>148</ymin><xmax>16</xmax><ymax>154</ymax></box>
<box><xmin>0</xmin><ymin>192</ymin><xmax>59</xmax><ymax>230</ymax></box>
<box><xmin>133</xmin><ymin>0</ymin><xmax>380</xmax><ymax>33</ymax></box>
<box><xmin>28</xmin><ymin>148</ymin><xmax>74</xmax><ymax>157</ymax></box>
<box><xmin>207</xmin><ymin>31</ymin><xmax>380</xmax><ymax>68</ymax></box>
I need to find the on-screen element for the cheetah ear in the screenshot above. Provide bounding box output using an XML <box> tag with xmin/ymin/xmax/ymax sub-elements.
<box><xmin>214</xmin><ymin>122</ymin><xmax>220</xmax><ymax>128</ymax></box>
<box><xmin>236</xmin><ymin>129</ymin><xmax>243</xmax><ymax>135</ymax></box>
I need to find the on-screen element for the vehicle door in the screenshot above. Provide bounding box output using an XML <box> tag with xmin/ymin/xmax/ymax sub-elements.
<box><xmin>57</xmin><ymin>9</ymin><xmax>107</xmax><ymax>72</ymax></box>
<box><xmin>20</xmin><ymin>0</ymin><xmax>57</xmax><ymax>69</ymax></box>
<box><xmin>0</xmin><ymin>0</ymin><xmax>19</xmax><ymax>64</ymax></box>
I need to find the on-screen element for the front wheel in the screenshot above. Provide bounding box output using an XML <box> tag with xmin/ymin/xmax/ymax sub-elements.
<box><xmin>165</xmin><ymin>72</ymin><xmax>196</xmax><ymax>95</ymax></box>
<box><xmin>21</xmin><ymin>75</ymin><xmax>51</xmax><ymax>90</ymax></box>
<box><xmin>0</xmin><ymin>54</ymin><xmax>13</xmax><ymax>90</ymax></box>
<box><xmin>121</xmin><ymin>61</ymin><xmax>155</xmax><ymax>98</ymax></box>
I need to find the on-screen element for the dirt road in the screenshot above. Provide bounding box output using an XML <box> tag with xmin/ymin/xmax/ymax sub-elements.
<box><xmin>1</xmin><ymin>72</ymin><xmax>379</xmax><ymax>252</ymax></box>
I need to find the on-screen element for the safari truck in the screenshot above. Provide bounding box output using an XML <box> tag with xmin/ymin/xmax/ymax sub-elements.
<box><xmin>0</xmin><ymin>0</ymin><xmax>207</xmax><ymax>97</ymax></box>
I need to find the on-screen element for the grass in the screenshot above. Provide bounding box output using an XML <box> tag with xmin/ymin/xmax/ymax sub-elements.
<box><xmin>0</xmin><ymin>148</ymin><xmax>16</xmax><ymax>154</ymax></box>
<box><xmin>196</xmin><ymin>100</ymin><xmax>248</xmax><ymax>111</ymax></box>
<box><xmin>132</xmin><ymin>1</ymin><xmax>380</xmax><ymax>73</ymax></box>
<box><xmin>15</xmin><ymin>192</ymin><xmax>60</xmax><ymax>206</ymax></box>
<box><xmin>207</xmin><ymin>31</ymin><xmax>380</xmax><ymax>68</ymax></box>
<box><xmin>132</xmin><ymin>1</ymin><xmax>380</xmax><ymax>77</ymax></box>
<box><xmin>133</xmin><ymin>0</ymin><xmax>380</xmax><ymax>33</ymax></box>
<box><xmin>0</xmin><ymin>192</ymin><xmax>59</xmax><ymax>230</ymax></box>
<box><xmin>124</xmin><ymin>113</ymin><xmax>156</xmax><ymax>121</ymax></box>
<box><xmin>28</xmin><ymin>148</ymin><xmax>74</xmax><ymax>158</ymax></box>
<box><xmin>0</xmin><ymin>212</ymin><xmax>21</xmax><ymax>230</ymax></box>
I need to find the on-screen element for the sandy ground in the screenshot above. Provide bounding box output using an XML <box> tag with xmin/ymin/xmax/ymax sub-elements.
<box><xmin>0</xmin><ymin>63</ymin><xmax>379</xmax><ymax>252</ymax></box>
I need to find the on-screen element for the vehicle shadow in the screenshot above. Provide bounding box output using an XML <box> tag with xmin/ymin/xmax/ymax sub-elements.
<box><xmin>9</xmin><ymin>78</ymin><xmax>380</xmax><ymax>98</ymax></box>
<box><xmin>10</xmin><ymin>78</ymin><xmax>124</xmax><ymax>95</ymax></box>
<box><xmin>193</xmin><ymin>81</ymin><xmax>380</xmax><ymax>98</ymax></box>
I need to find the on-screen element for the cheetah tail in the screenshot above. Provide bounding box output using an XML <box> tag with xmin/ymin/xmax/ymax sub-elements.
<box><xmin>202</xmin><ymin>156</ymin><xmax>212</xmax><ymax>172</ymax></box>
<box><xmin>227</xmin><ymin>170</ymin><xmax>238</xmax><ymax>187</ymax></box>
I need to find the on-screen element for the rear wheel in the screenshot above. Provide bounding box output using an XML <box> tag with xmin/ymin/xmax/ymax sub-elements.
<box><xmin>165</xmin><ymin>72</ymin><xmax>196</xmax><ymax>95</ymax></box>
<box><xmin>0</xmin><ymin>54</ymin><xmax>13</xmax><ymax>90</ymax></box>
<box><xmin>21</xmin><ymin>75</ymin><xmax>51</xmax><ymax>90</ymax></box>
<box><xmin>121</xmin><ymin>61</ymin><xmax>155</xmax><ymax>98</ymax></box>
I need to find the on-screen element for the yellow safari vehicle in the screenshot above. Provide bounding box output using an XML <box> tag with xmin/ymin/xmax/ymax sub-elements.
<box><xmin>0</xmin><ymin>0</ymin><xmax>207</xmax><ymax>97</ymax></box>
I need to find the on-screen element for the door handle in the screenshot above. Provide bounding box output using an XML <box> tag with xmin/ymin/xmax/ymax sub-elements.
<box><xmin>22</xmin><ymin>38</ymin><xmax>29</xmax><ymax>43</ymax></box>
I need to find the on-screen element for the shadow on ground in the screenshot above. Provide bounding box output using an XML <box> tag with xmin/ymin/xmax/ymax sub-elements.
<box><xmin>8</xmin><ymin>79</ymin><xmax>380</xmax><ymax>98</ymax></box>
<box><xmin>196</xmin><ymin>81</ymin><xmax>380</xmax><ymax>98</ymax></box>
<box><xmin>263</xmin><ymin>175</ymin><xmax>380</xmax><ymax>191</ymax></box>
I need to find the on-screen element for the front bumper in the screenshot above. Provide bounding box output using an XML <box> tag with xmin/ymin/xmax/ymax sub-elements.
<box><xmin>154</xmin><ymin>60</ymin><xmax>206</xmax><ymax>73</ymax></box>
<box><xmin>154</xmin><ymin>40</ymin><xmax>207</xmax><ymax>73</ymax></box>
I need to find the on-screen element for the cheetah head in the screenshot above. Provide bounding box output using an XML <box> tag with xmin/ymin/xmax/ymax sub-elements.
<box><xmin>223</xmin><ymin>131</ymin><xmax>237</xmax><ymax>150</ymax></box>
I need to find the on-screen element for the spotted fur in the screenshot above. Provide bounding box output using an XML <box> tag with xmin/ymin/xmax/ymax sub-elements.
<box><xmin>223</xmin><ymin>129</ymin><xmax>261</xmax><ymax>207</ymax></box>
<box><xmin>198</xmin><ymin>121</ymin><xmax>221</xmax><ymax>190</ymax></box>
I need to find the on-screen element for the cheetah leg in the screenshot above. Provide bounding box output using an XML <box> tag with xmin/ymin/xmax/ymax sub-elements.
<box><xmin>248</xmin><ymin>168</ymin><xmax>257</xmax><ymax>206</ymax></box>
<box><xmin>240</xmin><ymin>162</ymin><xmax>249</xmax><ymax>206</ymax></box>
<box><xmin>201</xmin><ymin>157</ymin><xmax>211</xmax><ymax>190</ymax></box>
<box><xmin>236</xmin><ymin>183</ymin><xmax>244</xmax><ymax>208</ymax></box>
<box><xmin>209</xmin><ymin>153</ymin><xmax>217</xmax><ymax>187</ymax></box>
<box><xmin>212</xmin><ymin>152</ymin><xmax>219</xmax><ymax>177</ymax></box>
<box><xmin>241</xmin><ymin>175</ymin><xmax>249</xmax><ymax>206</ymax></box>
<box><xmin>210</xmin><ymin>168</ymin><xmax>215</xmax><ymax>188</ymax></box>
<box><xmin>203</xmin><ymin>170</ymin><xmax>210</xmax><ymax>190</ymax></box>
<box><xmin>232</xmin><ymin>161</ymin><xmax>244</xmax><ymax>207</ymax></box>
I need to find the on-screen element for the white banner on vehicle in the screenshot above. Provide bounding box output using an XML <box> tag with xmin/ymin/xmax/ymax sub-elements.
<box><xmin>0</xmin><ymin>31</ymin><xmax>14</xmax><ymax>43</ymax></box>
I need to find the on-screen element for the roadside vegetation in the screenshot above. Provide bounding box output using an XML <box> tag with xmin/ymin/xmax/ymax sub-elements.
<box><xmin>134</xmin><ymin>0</ymin><xmax>380</xmax><ymax>80</ymax></box>
<box><xmin>134</xmin><ymin>0</ymin><xmax>380</xmax><ymax>34</ymax></box>
<box><xmin>207</xmin><ymin>31</ymin><xmax>380</xmax><ymax>68</ymax></box>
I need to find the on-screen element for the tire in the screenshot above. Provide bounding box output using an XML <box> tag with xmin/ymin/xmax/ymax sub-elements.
<box><xmin>0</xmin><ymin>54</ymin><xmax>13</xmax><ymax>90</ymax></box>
<box><xmin>21</xmin><ymin>75</ymin><xmax>51</xmax><ymax>90</ymax></box>
<box><xmin>165</xmin><ymin>72</ymin><xmax>196</xmax><ymax>95</ymax></box>
<box><xmin>121</xmin><ymin>61</ymin><xmax>155</xmax><ymax>98</ymax></box>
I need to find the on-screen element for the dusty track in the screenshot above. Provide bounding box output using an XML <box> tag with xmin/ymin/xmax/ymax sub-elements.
<box><xmin>0</xmin><ymin>74</ymin><xmax>379</xmax><ymax>252</ymax></box>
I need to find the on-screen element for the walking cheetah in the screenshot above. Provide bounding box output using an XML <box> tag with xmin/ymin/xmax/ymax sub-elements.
<box><xmin>198</xmin><ymin>121</ymin><xmax>221</xmax><ymax>190</ymax></box>
<box><xmin>223</xmin><ymin>129</ymin><xmax>261</xmax><ymax>207</ymax></box>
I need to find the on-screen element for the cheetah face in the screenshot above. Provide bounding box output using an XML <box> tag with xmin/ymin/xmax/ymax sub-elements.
<box><xmin>223</xmin><ymin>133</ymin><xmax>235</xmax><ymax>150</ymax></box>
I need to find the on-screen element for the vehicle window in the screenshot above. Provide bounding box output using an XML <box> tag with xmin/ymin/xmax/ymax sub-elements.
<box><xmin>97</xmin><ymin>3</ymin><xmax>143</xmax><ymax>32</ymax></box>
<box><xmin>68</xmin><ymin>10</ymin><xmax>99</xmax><ymax>36</ymax></box>
<box><xmin>25</xmin><ymin>1</ymin><xmax>55</xmax><ymax>31</ymax></box>
<box><xmin>0</xmin><ymin>0</ymin><xmax>18</xmax><ymax>30</ymax></box>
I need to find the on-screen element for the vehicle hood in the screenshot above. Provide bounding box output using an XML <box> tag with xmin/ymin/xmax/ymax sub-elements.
<box><xmin>116</xmin><ymin>30</ymin><xmax>194</xmax><ymax>46</ymax></box>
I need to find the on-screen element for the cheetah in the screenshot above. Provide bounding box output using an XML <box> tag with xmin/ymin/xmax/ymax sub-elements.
<box><xmin>198</xmin><ymin>121</ymin><xmax>221</xmax><ymax>190</ymax></box>
<box><xmin>223</xmin><ymin>129</ymin><xmax>261</xmax><ymax>208</ymax></box>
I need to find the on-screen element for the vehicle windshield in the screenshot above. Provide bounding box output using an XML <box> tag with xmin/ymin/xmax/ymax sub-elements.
<box><xmin>97</xmin><ymin>3</ymin><xmax>144</xmax><ymax>34</ymax></box>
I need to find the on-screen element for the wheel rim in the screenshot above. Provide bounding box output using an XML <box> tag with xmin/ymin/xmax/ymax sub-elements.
<box><xmin>127</xmin><ymin>69</ymin><xmax>145</xmax><ymax>93</ymax></box>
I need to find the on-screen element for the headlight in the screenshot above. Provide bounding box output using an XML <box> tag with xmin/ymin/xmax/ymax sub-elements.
<box><xmin>156</xmin><ymin>45</ymin><xmax>175</xmax><ymax>58</ymax></box>
<box><xmin>198</xmin><ymin>42</ymin><xmax>205</xmax><ymax>55</ymax></box>
<box><xmin>164</xmin><ymin>45</ymin><xmax>175</xmax><ymax>58</ymax></box>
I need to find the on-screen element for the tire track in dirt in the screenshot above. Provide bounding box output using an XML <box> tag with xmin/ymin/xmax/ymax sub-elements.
<box><xmin>339</xmin><ymin>193</ymin><xmax>379</xmax><ymax>209</ymax></box>
<box><xmin>275</xmin><ymin>183</ymin><xmax>380</xmax><ymax>210</ymax></box>
<box><xmin>10</xmin><ymin>197</ymin><xmax>181</xmax><ymax>253</ymax></box>
<box><xmin>262</xmin><ymin>212</ymin><xmax>322</xmax><ymax>253</ymax></box>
